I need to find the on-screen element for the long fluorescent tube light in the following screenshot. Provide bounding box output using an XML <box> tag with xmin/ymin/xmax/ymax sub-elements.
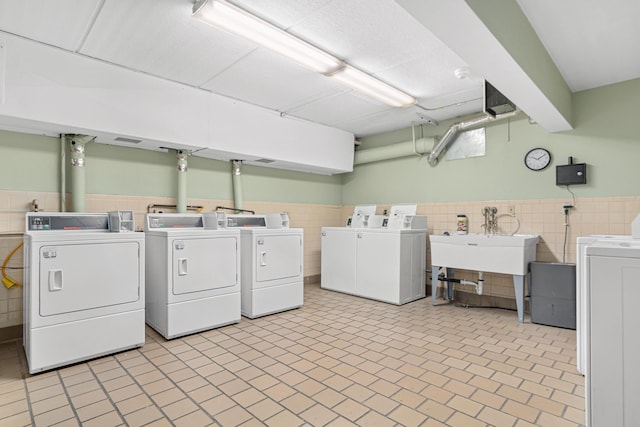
<box><xmin>192</xmin><ymin>0</ymin><xmax>343</xmax><ymax>74</ymax></box>
<box><xmin>192</xmin><ymin>0</ymin><xmax>416</xmax><ymax>108</ymax></box>
<box><xmin>328</xmin><ymin>65</ymin><xmax>416</xmax><ymax>107</ymax></box>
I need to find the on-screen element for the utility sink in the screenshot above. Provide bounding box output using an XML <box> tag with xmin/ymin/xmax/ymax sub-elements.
<box><xmin>430</xmin><ymin>233</ymin><xmax>539</xmax><ymax>275</ymax></box>
<box><xmin>429</xmin><ymin>233</ymin><xmax>540</xmax><ymax>323</ymax></box>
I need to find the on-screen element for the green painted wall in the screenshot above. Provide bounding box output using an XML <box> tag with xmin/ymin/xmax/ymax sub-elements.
<box><xmin>2</xmin><ymin>79</ymin><xmax>639</xmax><ymax>207</ymax></box>
<box><xmin>0</xmin><ymin>131</ymin><xmax>59</xmax><ymax>192</ymax></box>
<box><xmin>0</xmin><ymin>131</ymin><xmax>343</xmax><ymax>205</ymax></box>
<box><xmin>344</xmin><ymin>78</ymin><xmax>640</xmax><ymax>204</ymax></box>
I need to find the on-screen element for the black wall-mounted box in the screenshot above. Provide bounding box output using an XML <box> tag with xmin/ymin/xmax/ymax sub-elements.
<box><xmin>556</xmin><ymin>163</ymin><xmax>587</xmax><ymax>185</ymax></box>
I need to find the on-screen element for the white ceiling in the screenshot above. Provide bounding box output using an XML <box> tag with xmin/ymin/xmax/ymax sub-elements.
<box><xmin>0</xmin><ymin>0</ymin><xmax>638</xmax><ymax>138</ymax></box>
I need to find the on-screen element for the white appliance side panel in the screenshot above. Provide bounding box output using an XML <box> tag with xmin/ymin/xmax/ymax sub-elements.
<box><xmin>39</xmin><ymin>242</ymin><xmax>141</xmax><ymax>316</ymax></box>
<box><xmin>401</xmin><ymin>232</ymin><xmax>427</xmax><ymax>303</ymax></box>
<box><xmin>26</xmin><ymin>309</ymin><xmax>144</xmax><ymax>374</ymax></box>
<box><xmin>145</xmin><ymin>234</ymin><xmax>170</xmax><ymax>336</ymax></box>
<box><xmin>577</xmin><ymin>235</ymin><xmax>630</xmax><ymax>376</ymax></box>
<box><xmin>172</xmin><ymin>236</ymin><xmax>239</xmax><ymax>295</ymax></box>
<box><xmin>588</xmin><ymin>254</ymin><xmax>640</xmax><ymax>427</ymax></box>
<box><xmin>254</xmin><ymin>233</ymin><xmax>303</xmax><ymax>285</ymax></box>
<box><xmin>356</xmin><ymin>231</ymin><xmax>400</xmax><ymax>303</ymax></box>
<box><xmin>321</xmin><ymin>228</ymin><xmax>357</xmax><ymax>294</ymax></box>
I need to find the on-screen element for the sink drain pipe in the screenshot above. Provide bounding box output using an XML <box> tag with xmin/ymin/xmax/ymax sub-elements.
<box><xmin>438</xmin><ymin>271</ymin><xmax>484</xmax><ymax>297</ymax></box>
<box><xmin>176</xmin><ymin>150</ymin><xmax>188</xmax><ymax>213</ymax></box>
<box><xmin>231</xmin><ymin>160</ymin><xmax>243</xmax><ymax>211</ymax></box>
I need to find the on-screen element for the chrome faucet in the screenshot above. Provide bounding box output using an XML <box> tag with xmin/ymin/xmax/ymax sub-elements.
<box><xmin>482</xmin><ymin>206</ymin><xmax>498</xmax><ymax>235</ymax></box>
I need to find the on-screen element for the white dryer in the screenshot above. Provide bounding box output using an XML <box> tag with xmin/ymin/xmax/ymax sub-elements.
<box><xmin>23</xmin><ymin>212</ymin><xmax>145</xmax><ymax>374</ymax></box>
<box><xmin>144</xmin><ymin>213</ymin><xmax>241</xmax><ymax>339</ymax></box>
<box><xmin>226</xmin><ymin>214</ymin><xmax>303</xmax><ymax>318</ymax></box>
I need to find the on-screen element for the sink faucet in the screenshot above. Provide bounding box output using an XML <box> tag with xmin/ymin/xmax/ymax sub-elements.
<box><xmin>482</xmin><ymin>206</ymin><xmax>498</xmax><ymax>235</ymax></box>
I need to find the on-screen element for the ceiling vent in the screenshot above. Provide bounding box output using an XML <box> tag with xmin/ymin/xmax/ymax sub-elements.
<box><xmin>255</xmin><ymin>158</ymin><xmax>275</xmax><ymax>164</ymax></box>
<box><xmin>114</xmin><ymin>136</ymin><xmax>142</xmax><ymax>144</ymax></box>
<box><xmin>483</xmin><ymin>80</ymin><xmax>516</xmax><ymax>117</ymax></box>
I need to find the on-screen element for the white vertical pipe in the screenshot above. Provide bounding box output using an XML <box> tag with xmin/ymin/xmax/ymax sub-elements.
<box><xmin>176</xmin><ymin>150</ymin><xmax>188</xmax><ymax>213</ymax></box>
<box><xmin>232</xmin><ymin>160</ymin><xmax>243</xmax><ymax>211</ymax></box>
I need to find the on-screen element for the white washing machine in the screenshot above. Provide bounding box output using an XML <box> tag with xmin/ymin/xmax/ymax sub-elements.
<box><xmin>227</xmin><ymin>214</ymin><xmax>303</xmax><ymax>318</ymax></box>
<box><xmin>144</xmin><ymin>213</ymin><xmax>241</xmax><ymax>339</ymax></box>
<box><xmin>23</xmin><ymin>212</ymin><xmax>145</xmax><ymax>374</ymax></box>
<box><xmin>585</xmin><ymin>240</ymin><xmax>640</xmax><ymax>427</ymax></box>
<box><xmin>321</xmin><ymin>204</ymin><xmax>427</xmax><ymax>305</ymax></box>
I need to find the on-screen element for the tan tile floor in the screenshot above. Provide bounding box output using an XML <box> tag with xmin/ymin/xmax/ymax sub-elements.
<box><xmin>1</xmin><ymin>283</ymin><xmax>584</xmax><ymax>426</ymax></box>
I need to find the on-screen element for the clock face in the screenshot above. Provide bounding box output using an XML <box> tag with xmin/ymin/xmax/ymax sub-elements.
<box><xmin>524</xmin><ymin>148</ymin><xmax>551</xmax><ymax>171</ymax></box>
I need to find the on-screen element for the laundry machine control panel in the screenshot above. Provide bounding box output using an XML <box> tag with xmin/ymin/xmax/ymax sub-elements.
<box><xmin>27</xmin><ymin>213</ymin><xmax>109</xmax><ymax>231</ymax></box>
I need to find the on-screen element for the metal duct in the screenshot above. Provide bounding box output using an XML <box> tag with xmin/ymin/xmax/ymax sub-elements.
<box><xmin>176</xmin><ymin>150</ymin><xmax>188</xmax><ymax>213</ymax></box>
<box><xmin>427</xmin><ymin>111</ymin><xmax>518</xmax><ymax>166</ymax></box>
<box><xmin>232</xmin><ymin>160</ymin><xmax>243</xmax><ymax>211</ymax></box>
<box><xmin>354</xmin><ymin>137</ymin><xmax>434</xmax><ymax>165</ymax></box>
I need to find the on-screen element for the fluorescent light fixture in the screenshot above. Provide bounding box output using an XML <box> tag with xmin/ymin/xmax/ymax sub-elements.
<box><xmin>192</xmin><ymin>0</ymin><xmax>416</xmax><ymax>108</ymax></box>
<box><xmin>328</xmin><ymin>65</ymin><xmax>416</xmax><ymax>107</ymax></box>
<box><xmin>192</xmin><ymin>0</ymin><xmax>343</xmax><ymax>74</ymax></box>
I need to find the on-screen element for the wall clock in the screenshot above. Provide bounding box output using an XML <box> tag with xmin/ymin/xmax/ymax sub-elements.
<box><xmin>524</xmin><ymin>148</ymin><xmax>551</xmax><ymax>171</ymax></box>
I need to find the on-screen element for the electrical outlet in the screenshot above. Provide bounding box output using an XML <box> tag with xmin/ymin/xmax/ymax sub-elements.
<box><xmin>508</xmin><ymin>205</ymin><xmax>515</xmax><ymax>215</ymax></box>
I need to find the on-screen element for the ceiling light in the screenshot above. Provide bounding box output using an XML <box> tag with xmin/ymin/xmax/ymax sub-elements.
<box><xmin>192</xmin><ymin>0</ymin><xmax>416</xmax><ymax>108</ymax></box>
<box><xmin>192</xmin><ymin>0</ymin><xmax>343</xmax><ymax>74</ymax></box>
<box><xmin>328</xmin><ymin>65</ymin><xmax>416</xmax><ymax>107</ymax></box>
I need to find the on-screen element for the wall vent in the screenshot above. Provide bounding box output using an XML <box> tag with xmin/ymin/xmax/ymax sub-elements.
<box><xmin>114</xmin><ymin>136</ymin><xmax>142</xmax><ymax>144</ymax></box>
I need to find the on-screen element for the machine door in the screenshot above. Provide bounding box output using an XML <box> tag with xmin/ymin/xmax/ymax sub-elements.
<box><xmin>39</xmin><ymin>242</ymin><xmax>140</xmax><ymax>316</ymax></box>
<box><xmin>172</xmin><ymin>236</ymin><xmax>238</xmax><ymax>295</ymax></box>
<box><xmin>321</xmin><ymin>229</ymin><xmax>356</xmax><ymax>294</ymax></box>
<box><xmin>255</xmin><ymin>234</ymin><xmax>302</xmax><ymax>284</ymax></box>
<box><xmin>356</xmin><ymin>231</ymin><xmax>398</xmax><ymax>301</ymax></box>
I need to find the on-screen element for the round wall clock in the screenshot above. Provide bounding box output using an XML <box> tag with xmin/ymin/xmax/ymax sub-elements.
<box><xmin>524</xmin><ymin>148</ymin><xmax>551</xmax><ymax>171</ymax></box>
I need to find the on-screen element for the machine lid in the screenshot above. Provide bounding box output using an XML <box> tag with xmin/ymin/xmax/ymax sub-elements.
<box><xmin>146</xmin><ymin>213</ymin><xmax>204</xmax><ymax>230</ymax></box>
<box><xmin>26</xmin><ymin>213</ymin><xmax>109</xmax><ymax>231</ymax></box>
<box><xmin>586</xmin><ymin>239</ymin><xmax>640</xmax><ymax>258</ymax></box>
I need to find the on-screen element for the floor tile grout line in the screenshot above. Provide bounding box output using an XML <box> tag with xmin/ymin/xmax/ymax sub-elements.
<box><xmin>8</xmin><ymin>283</ymin><xmax>582</xmax><ymax>426</ymax></box>
<box><xmin>135</xmin><ymin>335</ymin><xmax>217</xmax><ymax>425</ymax></box>
<box><xmin>16</xmin><ymin>341</ymin><xmax>37</xmax><ymax>426</ymax></box>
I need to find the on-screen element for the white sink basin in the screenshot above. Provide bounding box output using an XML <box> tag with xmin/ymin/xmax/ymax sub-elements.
<box><xmin>430</xmin><ymin>233</ymin><xmax>539</xmax><ymax>275</ymax></box>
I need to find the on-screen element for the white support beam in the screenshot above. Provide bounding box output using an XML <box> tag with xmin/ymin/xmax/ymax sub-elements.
<box><xmin>397</xmin><ymin>0</ymin><xmax>573</xmax><ymax>132</ymax></box>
